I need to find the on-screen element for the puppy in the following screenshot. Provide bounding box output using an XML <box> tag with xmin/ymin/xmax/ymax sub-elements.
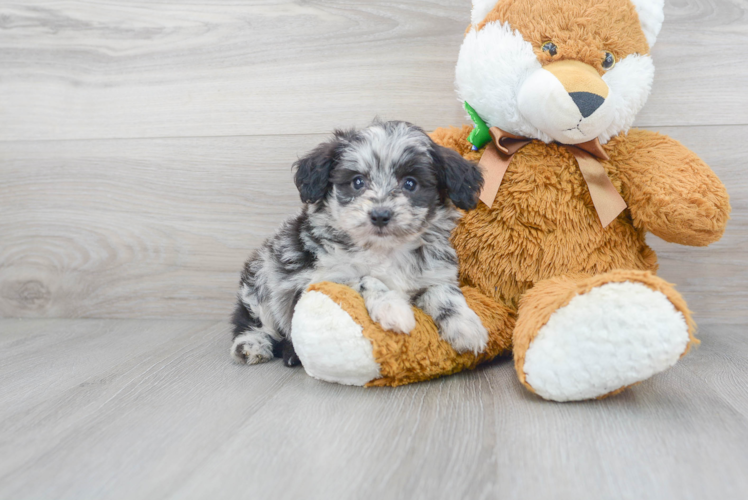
<box><xmin>231</xmin><ymin>120</ymin><xmax>487</xmax><ymax>367</ymax></box>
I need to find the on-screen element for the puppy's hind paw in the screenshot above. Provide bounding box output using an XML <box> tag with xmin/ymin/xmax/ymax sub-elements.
<box><xmin>367</xmin><ymin>294</ymin><xmax>416</xmax><ymax>334</ymax></box>
<box><xmin>438</xmin><ymin>307</ymin><xmax>489</xmax><ymax>355</ymax></box>
<box><xmin>282</xmin><ymin>340</ymin><xmax>302</xmax><ymax>367</ymax></box>
<box><xmin>231</xmin><ymin>334</ymin><xmax>274</xmax><ymax>365</ymax></box>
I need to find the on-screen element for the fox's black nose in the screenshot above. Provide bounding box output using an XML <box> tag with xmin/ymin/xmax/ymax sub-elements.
<box><xmin>370</xmin><ymin>208</ymin><xmax>392</xmax><ymax>227</ymax></box>
<box><xmin>569</xmin><ymin>91</ymin><xmax>605</xmax><ymax>118</ymax></box>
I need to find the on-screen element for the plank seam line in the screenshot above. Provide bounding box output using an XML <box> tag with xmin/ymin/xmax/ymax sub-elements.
<box><xmin>1</xmin><ymin>123</ymin><xmax>746</xmax><ymax>145</ymax></box>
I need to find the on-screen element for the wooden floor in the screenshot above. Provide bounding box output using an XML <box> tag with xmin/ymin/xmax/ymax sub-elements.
<box><xmin>1</xmin><ymin>318</ymin><xmax>747</xmax><ymax>499</ymax></box>
<box><xmin>1</xmin><ymin>0</ymin><xmax>747</xmax><ymax>498</ymax></box>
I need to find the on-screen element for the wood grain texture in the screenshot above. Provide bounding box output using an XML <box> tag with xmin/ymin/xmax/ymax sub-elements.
<box><xmin>0</xmin><ymin>0</ymin><xmax>746</xmax><ymax>142</ymax></box>
<box><xmin>1</xmin><ymin>1</ymin><xmax>746</xmax><ymax>498</ymax></box>
<box><xmin>1</xmin><ymin>125</ymin><xmax>745</xmax><ymax>322</ymax></box>
<box><xmin>0</xmin><ymin>134</ymin><xmax>313</xmax><ymax>319</ymax></box>
<box><xmin>0</xmin><ymin>318</ymin><xmax>747</xmax><ymax>500</ymax></box>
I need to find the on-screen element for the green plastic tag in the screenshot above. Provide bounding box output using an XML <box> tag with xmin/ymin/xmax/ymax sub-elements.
<box><xmin>464</xmin><ymin>102</ymin><xmax>492</xmax><ymax>149</ymax></box>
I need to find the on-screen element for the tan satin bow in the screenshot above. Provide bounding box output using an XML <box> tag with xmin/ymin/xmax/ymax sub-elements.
<box><xmin>478</xmin><ymin>127</ymin><xmax>627</xmax><ymax>228</ymax></box>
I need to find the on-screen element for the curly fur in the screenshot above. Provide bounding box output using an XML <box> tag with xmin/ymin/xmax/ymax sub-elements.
<box><xmin>280</xmin><ymin>0</ymin><xmax>730</xmax><ymax>399</ymax></box>
<box><xmin>231</xmin><ymin>121</ymin><xmax>487</xmax><ymax>366</ymax></box>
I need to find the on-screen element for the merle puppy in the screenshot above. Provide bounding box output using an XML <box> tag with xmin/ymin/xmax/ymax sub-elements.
<box><xmin>232</xmin><ymin>120</ymin><xmax>487</xmax><ymax>367</ymax></box>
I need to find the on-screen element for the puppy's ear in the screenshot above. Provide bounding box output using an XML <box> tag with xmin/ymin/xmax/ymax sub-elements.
<box><xmin>431</xmin><ymin>144</ymin><xmax>484</xmax><ymax>210</ymax></box>
<box><xmin>293</xmin><ymin>133</ymin><xmax>346</xmax><ymax>204</ymax></box>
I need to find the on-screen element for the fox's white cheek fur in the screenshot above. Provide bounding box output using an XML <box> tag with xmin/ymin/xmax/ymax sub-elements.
<box><xmin>456</xmin><ymin>21</ymin><xmax>655</xmax><ymax>144</ymax></box>
<box><xmin>599</xmin><ymin>54</ymin><xmax>655</xmax><ymax>143</ymax></box>
<box><xmin>455</xmin><ymin>22</ymin><xmax>547</xmax><ymax>141</ymax></box>
<box><xmin>517</xmin><ymin>69</ymin><xmax>580</xmax><ymax>130</ymax></box>
<box><xmin>517</xmin><ymin>70</ymin><xmax>616</xmax><ymax>144</ymax></box>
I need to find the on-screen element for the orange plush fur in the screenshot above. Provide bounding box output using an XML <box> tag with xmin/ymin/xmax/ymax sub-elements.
<box><xmin>297</xmin><ymin>0</ymin><xmax>730</xmax><ymax>396</ymax></box>
<box><xmin>478</xmin><ymin>0</ymin><xmax>651</xmax><ymax>70</ymax></box>
<box><xmin>440</xmin><ymin>125</ymin><xmax>730</xmax><ymax>312</ymax></box>
<box><xmin>307</xmin><ymin>282</ymin><xmax>514</xmax><ymax>387</ymax></box>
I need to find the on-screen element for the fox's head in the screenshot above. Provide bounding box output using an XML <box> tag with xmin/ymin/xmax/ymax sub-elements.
<box><xmin>456</xmin><ymin>0</ymin><xmax>663</xmax><ymax>145</ymax></box>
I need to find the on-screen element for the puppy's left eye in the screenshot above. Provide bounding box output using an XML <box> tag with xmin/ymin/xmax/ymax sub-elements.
<box><xmin>602</xmin><ymin>51</ymin><xmax>616</xmax><ymax>70</ymax></box>
<box><xmin>403</xmin><ymin>177</ymin><xmax>418</xmax><ymax>192</ymax></box>
<box><xmin>352</xmin><ymin>176</ymin><xmax>366</xmax><ymax>190</ymax></box>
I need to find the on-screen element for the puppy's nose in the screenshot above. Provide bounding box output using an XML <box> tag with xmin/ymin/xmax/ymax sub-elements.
<box><xmin>369</xmin><ymin>208</ymin><xmax>392</xmax><ymax>227</ymax></box>
<box><xmin>569</xmin><ymin>91</ymin><xmax>605</xmax><ymax>118</ymax></box>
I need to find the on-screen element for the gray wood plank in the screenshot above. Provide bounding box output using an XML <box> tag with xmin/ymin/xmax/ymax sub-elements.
<box><xmin>0</xmin><ymin>0</ymin><xmax>746</xmax><ymax>142</ymax></box>
<box><xmin>0</xmin><ymin>319</ymin><xmax>747</xmax><ymax>500</ymax></box>
<box><xmin>0</xmin><ymin>319</ymin><xmax>218</xmax><ymax>473</ymax></box>
<box><xmin>1</xmin><ymin>125</ymin><xmax>744</xmax><ymax>322</ymax></box>
<box><xmin>0</xmin><ymin>134</ymin><xmax>316</xmax><ymax>319</ymax></box>
<box><xmin>0</xmin><ymin>319</ymin><xmax>300</xmax><ymax>499</ymax></box>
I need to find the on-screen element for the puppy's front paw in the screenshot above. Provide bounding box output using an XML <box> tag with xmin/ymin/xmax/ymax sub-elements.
<box><xmin>367</xmin><ymin>294</ymin><xmax>416</xmax><ymax>334</ymax></box>
<box><xmin>437</xmin><ymin>306</ymin><xmax>489</xmax><ymax>354</ymax></box>
<box><xmin>231</xmin><ymin>334</ymin><xmax>274</xmax><ymax>365</ymax></box>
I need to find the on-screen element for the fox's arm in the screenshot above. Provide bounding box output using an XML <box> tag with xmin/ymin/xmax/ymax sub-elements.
<box><xmin>612</xmin><ymin>129</ymin><xmax>730</xmax><ymax>246</ymax></box>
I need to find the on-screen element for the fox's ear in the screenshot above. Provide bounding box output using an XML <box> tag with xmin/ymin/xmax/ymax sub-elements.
<box><xmin>629</xmin><ymin>0</ymin><xmax>665</xmax><ymax>48</ymax></box>
<box><xmin>471</xmin><ymin>0</ymin><xmax>497</xmax><ymax>27</ymax></box>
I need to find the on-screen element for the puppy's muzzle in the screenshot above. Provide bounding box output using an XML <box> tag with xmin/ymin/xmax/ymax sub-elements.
<box><xmin>369</xmin><ymin>207</ymin><xmax>392</xmax><ymax>228</ymax></box>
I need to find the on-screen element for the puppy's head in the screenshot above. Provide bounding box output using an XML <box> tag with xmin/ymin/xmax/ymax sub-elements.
<box><xmin>294</xmin><ymin>120</ymin><xmax>483</xmax><ymax>248</ymax></box>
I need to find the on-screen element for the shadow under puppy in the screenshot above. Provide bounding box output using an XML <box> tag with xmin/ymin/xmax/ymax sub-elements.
<box><xmin>232</xmin><ymin>120</ymin><xmax>486</xmax><ymax>367</ymax></box>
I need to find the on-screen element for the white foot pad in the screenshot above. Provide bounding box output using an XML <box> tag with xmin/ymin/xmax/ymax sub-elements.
<box><xmin>523</xmin><ymin>282</ymin><xmax>690</xmax><ymax>402</ymax></box>
<box><xmin>292</xmin><ymin>291</ymin><xmax>381</xmax><ymax>386</ymax></box>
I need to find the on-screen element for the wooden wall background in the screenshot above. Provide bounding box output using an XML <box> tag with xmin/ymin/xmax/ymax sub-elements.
<box><xmin>1</xmin><ymin>0</ymin><xmax>746</xmax><ymax>323</ymax></box>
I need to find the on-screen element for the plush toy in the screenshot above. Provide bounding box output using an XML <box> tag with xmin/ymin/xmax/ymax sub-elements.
<box><xmin>290</xmin><ymin>0</ymin><xmax>730</xmax><ymax>401</ymax></box>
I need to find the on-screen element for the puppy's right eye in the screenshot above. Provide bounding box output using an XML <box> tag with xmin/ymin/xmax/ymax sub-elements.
<box><xmin>403</xmin><ymin>177</ymin><xmax>418</xmax><ymax>192</ymax></box>
<box><xmin>352</xmin><ymin>176</ymin><xmax>366</xmax><ymax>190</ymax></box>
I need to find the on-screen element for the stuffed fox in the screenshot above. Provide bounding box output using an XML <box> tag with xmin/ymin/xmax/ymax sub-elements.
<box><xmin>290</xmin><ymin>0</ymin><xmax>730</xmax><ymax>401</ymax></box>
